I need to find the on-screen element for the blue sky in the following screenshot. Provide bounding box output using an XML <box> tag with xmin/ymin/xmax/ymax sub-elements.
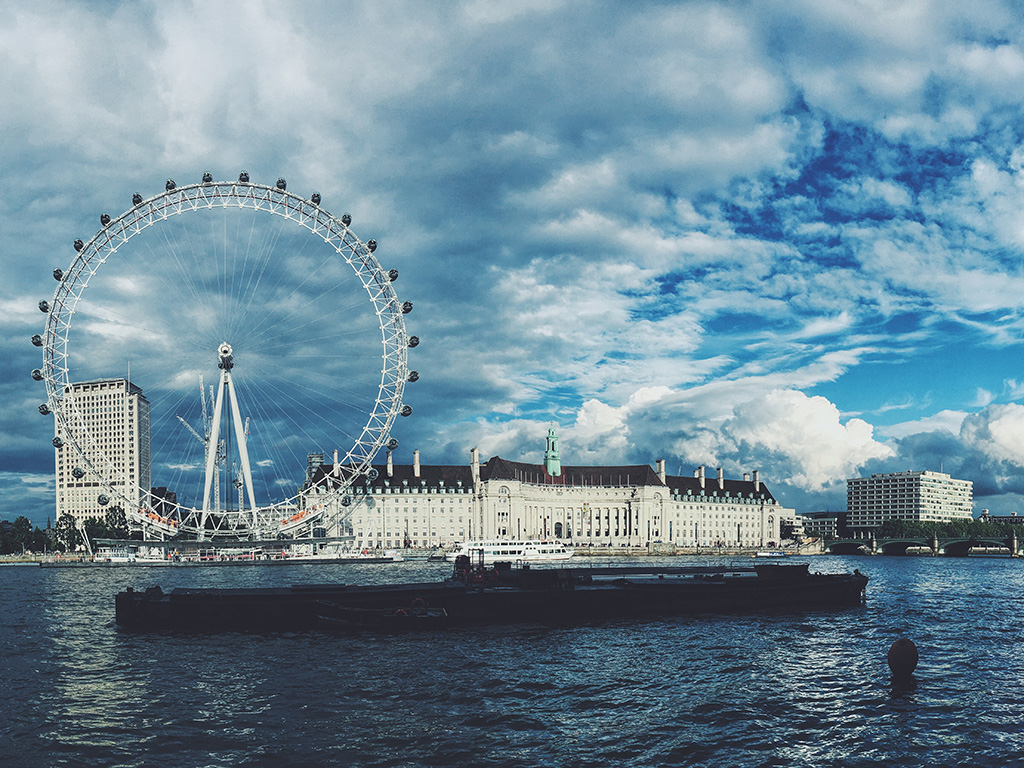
<box><xmin>5</xmin><ymin>0</ymin><xmax>1024</xmax><ymax>527</ymax></box>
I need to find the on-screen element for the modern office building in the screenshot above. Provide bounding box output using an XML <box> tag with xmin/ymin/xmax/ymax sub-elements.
<box><xmin>846</xmin><ymin>470</ymin><xmax>973</xmax><ymax>536</ymax></box>
<box><xmin>54</xmin><ymin>378</ymin><xmax>152</xmax><ymax>526</ymax></box>
<box><xmin>304</xmin><ymin>428</ymin><xmax>794</xmax><ymax>550</ymax></box>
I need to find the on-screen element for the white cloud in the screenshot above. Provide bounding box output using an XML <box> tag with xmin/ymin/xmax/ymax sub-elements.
<box><xmin>718</xmin><ymin>389</ymin><xmax>894</xmax><ymax>490</ymax></box>
<box><xmin>960</xmin><ymin>404</ymin><xmax>1024</xmax><ymax>466</ymax></box>
<box><xmin>881</xmin><ymin>410</ymin><xmax>967</xmax><ymax>439</ymax></box>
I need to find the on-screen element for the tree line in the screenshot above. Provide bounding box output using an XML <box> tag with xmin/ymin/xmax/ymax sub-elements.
<box><xmin>0</xmin><ymin>507</ymin><xmax>136</xmax><ymax>555</ymax></box>
<box><xmin>875</xmin><ymin>518</ymin><xmax>1024</xmax><ymax>540</ymax></box>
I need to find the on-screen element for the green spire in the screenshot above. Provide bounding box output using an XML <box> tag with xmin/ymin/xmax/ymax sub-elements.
<box><xmin>544</xmin><ymin>426</ymin><xmax>561</xmax><ymax>477</ymax></box>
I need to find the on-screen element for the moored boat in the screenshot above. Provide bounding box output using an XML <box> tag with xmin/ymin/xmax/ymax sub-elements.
<box><xmin>115</xmin><ymin>558</ymin><xmax>868</xmax><ymax>632</ymax></box>
<box><xmin>445</xmin><ymin>539</ymin><xmax>573</xmax><ymax>563</ymax></box>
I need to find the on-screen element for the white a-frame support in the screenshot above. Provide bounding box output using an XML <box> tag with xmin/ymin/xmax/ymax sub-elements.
<box><xmin>201</xmin><ymin>343</ymin><xmax>257</xmax><ymax>527</ymax></box>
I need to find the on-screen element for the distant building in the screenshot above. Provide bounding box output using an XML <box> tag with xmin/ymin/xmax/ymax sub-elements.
<box><xmin>54</xmin><ymin>378</ymin><xmax>152</xmax><ymax>526</ymax></box>
<box><xmin>303</xmin><ymin>431</ymin><xmax>794</xmax><ymax>550</ymax></box>
<box><xmin>846</xmin><ymin>470</ymin><xmax>973</xmax><ymax>536</ymax></box>
<box><xmin>976</xmin><ymin>509</ymin><xmax>1024</xmax><ymax>527</ymax></box>
<box><xmin>799</xmin><ymin>510</ymin><xmax>846</xmax><ymax>540</ymax></box>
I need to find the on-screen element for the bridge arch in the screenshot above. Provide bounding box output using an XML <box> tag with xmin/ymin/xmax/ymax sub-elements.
<box><xmin>939</xmin><ymin>538</ymin><xmax>1012</xmax><ymax>557</ymax></box>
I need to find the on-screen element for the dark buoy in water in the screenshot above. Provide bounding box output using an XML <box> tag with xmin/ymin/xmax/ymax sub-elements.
<box><xmin>888</xmin><ymin>638</ymin><xmax>919</xmax><ymax>678</ymax></box>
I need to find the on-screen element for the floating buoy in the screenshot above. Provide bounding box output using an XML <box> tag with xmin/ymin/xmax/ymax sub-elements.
<box><xmin>888</xmin><ymin>638</ymin><xmax>918</xmax><ymax>678</ymax></box>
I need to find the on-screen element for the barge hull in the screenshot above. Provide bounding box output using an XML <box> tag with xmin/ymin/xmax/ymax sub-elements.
<box><xmin>115</xmin><ymin>564</ymin><xmax>868</xmax><ymax>632</ymax></box>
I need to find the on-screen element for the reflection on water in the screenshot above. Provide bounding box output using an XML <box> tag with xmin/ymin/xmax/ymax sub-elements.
<box><xmin>1</xmin><ymin>556</ymin><xmax>1024</xmax><ymax>767</ymax></box>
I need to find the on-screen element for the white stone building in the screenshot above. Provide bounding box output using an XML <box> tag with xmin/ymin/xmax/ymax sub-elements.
<box><xmin>55</xmin><ymin>378</ymin><xmax>152</xmax><ymax>525</ymax></box>
<box><xmin>846</xmin><ymin>470</ymin><xmax>974</xmax><ymax>536</ymax></box>
<box><xmin>306</xmin><ymin>429</ymin><xmax>791</xmax><ymax>549</ymax></box>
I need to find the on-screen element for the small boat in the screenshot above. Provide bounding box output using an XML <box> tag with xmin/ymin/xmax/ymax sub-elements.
<box><xmin>445</xmin><ymin>539</ymin><xmax>573</xmax><ymax>563</ymax></box>
<box><xmin>754</xmin><ymin>551</ymin><xmax>788</xmax><ymax>559</ymax></box>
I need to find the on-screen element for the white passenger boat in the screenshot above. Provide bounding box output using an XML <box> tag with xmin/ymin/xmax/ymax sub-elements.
<box><xmin>445</xmin><ymin>539</ymin><xmax>573</xmax><ymax>564</ymax></box>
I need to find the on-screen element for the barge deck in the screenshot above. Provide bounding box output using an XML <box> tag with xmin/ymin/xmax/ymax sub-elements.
<box><xmin>115</xmin><ymin>559</ymin><xmax>868</xmax><ymax>632</ymax></box>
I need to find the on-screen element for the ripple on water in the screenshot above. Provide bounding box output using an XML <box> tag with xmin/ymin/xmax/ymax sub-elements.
<box><xmin>3</xmin><ymin>557</ymin><xmax>1024</xmax><ymax>767</ymax></box>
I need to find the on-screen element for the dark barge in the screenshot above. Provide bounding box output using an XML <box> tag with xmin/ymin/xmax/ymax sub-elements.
<box><xmin>115</xmin><ymin>559</ymin><xmax>868</xmax><ymax>631</ymax></box>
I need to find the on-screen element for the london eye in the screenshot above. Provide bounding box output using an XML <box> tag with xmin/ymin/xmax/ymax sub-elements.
<box><xmin>34</xmin><ymin>174</ymin><xmax>418</xmax><ymax>540</ymax></box>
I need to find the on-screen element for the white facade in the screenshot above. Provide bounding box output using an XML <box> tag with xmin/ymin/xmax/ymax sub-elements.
<box><xmin>310</xmin><ymin>447</ymin><xmax>791</xmax><ymax>550</ymax></box>
<box><xmin>55</xmin><ymin>378</ymin><xmax>151</xmax><ymax>525</ymax></box>
<box><xmin>846</xmin><ymin>470</ymin><xmax>974</xmax><ymax>535</ymax></box>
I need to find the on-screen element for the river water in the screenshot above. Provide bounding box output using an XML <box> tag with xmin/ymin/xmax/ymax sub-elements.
<box><xmin>1</xmin><ymin>555</ymin><xmax>1022</xmax><ymax>767</ymax></box>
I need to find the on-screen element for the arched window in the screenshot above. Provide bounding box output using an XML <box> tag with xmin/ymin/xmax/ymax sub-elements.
<box><xmin>554</xmin><ymin>522</ymin><xmax>563</xmax><ymax>538</ymax></box>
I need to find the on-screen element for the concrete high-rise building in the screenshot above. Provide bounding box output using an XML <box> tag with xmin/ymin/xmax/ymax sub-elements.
<box><xmin>55</xmin><ymin>378</ymin><xmax>151</xmax><ymax>526</ymax></box>
<box><xmin>846</xmin><ymin>470</ymin><xmax>973</xmax><ymax>536</ymax></box>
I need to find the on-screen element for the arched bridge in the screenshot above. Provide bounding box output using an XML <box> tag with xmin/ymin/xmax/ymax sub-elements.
<box><xmin>825</xmin><ymin>536</ymin><xmax>1019</xmax><ymax>556</ymax></box>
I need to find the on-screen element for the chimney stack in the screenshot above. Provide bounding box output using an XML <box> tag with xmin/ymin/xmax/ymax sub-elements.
<box><xmin>333</xmin><ymin>449</ymin><xmax>340</xmax><ymax>478</ymax></box>
<box><xmin>656</xmin><ymin>459</ymin><xmax>666</xmax><ymax>484</ymax></box>
<box><xmin>471</xmin><ymin>447</ymin><xmax>480</xmax><ymax>486</ymax></box>
<box><xmin>697</xmin><ymin>465</ymin><xmax>705</xmax><ymax>489</ymax></box>
<box><xmin>743</xmin><ymin>472</ymin><xmax>750</xmax><ymax>482</ymax></box>
<box><xmin>753</xmin><ymin>469</ymin><xmax>760</xmax><ymax>492</ymax></box>
<box><xmin>717</xmin><ymin>467</ymin><xmax>724</xmax><ymax>490</ymax></box>
<box><xmin>413</xmin><ymin>449</ymin><xmax>421</xmax><ymax>478</ymax></box>
<box><xmin>387</xmin><ymin>450</ymin><xmax>394</xmax><ymax>477</ymax></box>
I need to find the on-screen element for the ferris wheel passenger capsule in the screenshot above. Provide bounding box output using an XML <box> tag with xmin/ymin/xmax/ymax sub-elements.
<box><xmin>72</xmin><ymin>467</ymin><xmax>85</xmax><ymax>479</ymax></box>
<box><xmin>38</xmin><ymin>404</ymin><xmax>50</xmax><ymax>415</ymax></box>
<box><xmin>202</xmin><ymin>172</ymin><xmax>213</xmax><ymax>183</ymax></box>
<box><xmin>52</xmin><ymin>436</ymin><xmax>64</xmax><ymax>448</ymax></box>
<box><xmin>366</xmin><ymin>239</ymin><xmax>377</xmax><ymax>253</ymax></box>
<box><xmin>387</xmin><ymin>438</ymin><xmax>399</xmax><ymax>450</ymax></box>
<box><xmin>388</xmin><ymin>269</ymin><xmax>399</xmax><ymax>282</ymax></box>
<box><xmin>239</xmin><ymin>171</ymin><xmax>250</xmax><ymax>182</ymax></box>
<box><xmin>38</xmin><ymin>300</ymin><xmax>50</xmax><ymax>313</ymax></box>
<box><xmin>132</xmin><ymin>193</ymin><xmax>143</xmax><ymax>206</ymax></box>
<box><xmin>31</xmin><ymin>369</ymin><xmax>43</xmax><ymax>381</ymax></box>
<box><xmin>53</xmin><ymin>268</ymin><xmax>63</xmax><ymax>281</ymax></box>
<box><xmin>73</xmin><ymin>239</ymin><xmax>84</xmax><ymax>251</ymax></box>
<box><xmin>276</xmin><ymin>178</ymin><xmax>287</xmax><ymax>190</ymax></box>
<box><xmin>407</xmin><ymin>336</ymin><xmax>419</xmax><ymax>348</ymax></box>
<box><xmin>407</xmin><ymin>370</ymin><xmax>419</xmax><ymax>382</ymax></box>
<box><xmin>97</xmin><ymin>494</ymin><xmax>110</xmax><ymax>506</ymax></box>
<box><xmin>342</xmin><ymin>214</ymin><xmax>352</xmax><ymax>226</ymax></box>
<box><xmin>401</xmin><ymin>301</ymin><xmax>413</xmax><ymax>314</ymax></box>
<box><xmin>341</xmin><ymin>496</ymin><xmax>352</xmax><ymax>507</ymax></box>
<box><xmin>165</xmin><ymin>179</ymin><xmax>176</xmax><ymax>191</ymax></box>
<box><xmin>31</xmin><ymin>334</ymin><xmax>43</xmax><ymax>347</ymax></box>
<box><xmin>311</xmin><ymin>192</ymin><xmax>321</xmax><ymax>205</ymax></box>
<box><xmin>401</xmin><ymin>405</ymin><xmax>412</xmax><ymax>417</ymax></box>
<box><xmin>100</xmin><ymin>213</ymin><xmax>111</xmax><ymax>226</ymax></box>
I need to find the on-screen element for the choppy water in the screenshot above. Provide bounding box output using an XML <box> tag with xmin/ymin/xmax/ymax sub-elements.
<box><xmin>1</xmin><ymin>555</ymin><xmax>1023</xmax><ymax>767</ymax></box>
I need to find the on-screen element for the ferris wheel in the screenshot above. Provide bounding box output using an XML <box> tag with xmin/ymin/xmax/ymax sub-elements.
<box><xmin>33</xmin><ymin>173</ymin><xmax>419</xmax><ymax>540</ymax></box>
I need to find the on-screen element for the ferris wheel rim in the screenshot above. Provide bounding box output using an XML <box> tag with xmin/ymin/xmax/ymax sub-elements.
<box><xmin>39</xmin><ymin>177</ymin><xmax>412</xmax><ymax>536</ymax></box>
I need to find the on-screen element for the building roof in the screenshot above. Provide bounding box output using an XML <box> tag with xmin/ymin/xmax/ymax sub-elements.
<box><xmin>308</xmin><ymin>456</ymin><xmax>776</xmax><ymax>501</ymax></box>
<box><xmin>481</xmin><ymin>455</ymin><xmax>663</xmax><ymax>487</ymax></box>
<box><xmin>663</xmin><ymin>474</ymin><xmax>776</xmax><ymax>502</ymax></box>
<box><xmin>309</xmin><ymin>462</ymin><xmax>473</xmax><ymax>489</ymax></box>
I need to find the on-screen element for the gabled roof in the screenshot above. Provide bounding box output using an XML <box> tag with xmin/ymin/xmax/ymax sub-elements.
<box><xmin>308</xmin><ymin>462</ymin><xmax>472</xmax><ymax>489</ymax></box>
<box><xmin>307</xmin><ymin>458</ymin><xmax>776</xmax><ymax>501</ymax></box>
<box><xmin>481</xmin><ymin>455</ymin><xmax>664</xmax><ymax>487</ymax></box>
<box><xmin>663</xmin><ymin>474</ymin><xmax>776</xmax><ymax>502</ymax></box>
